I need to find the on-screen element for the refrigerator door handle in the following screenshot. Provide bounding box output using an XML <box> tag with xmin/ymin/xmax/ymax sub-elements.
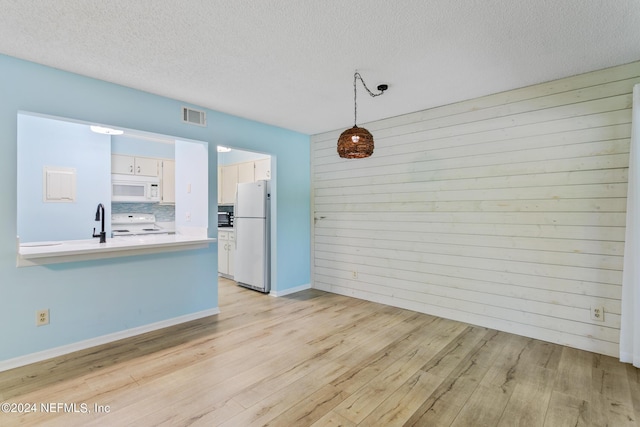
<box><xmin>234</xmin><ymin>186</ymin><xmax>238</xmax><ymax>249</ymax></box>
<box><xmin>234</xmin><ymin>186</ymin><xmax>238</xmax><ymax>217</ymax></box>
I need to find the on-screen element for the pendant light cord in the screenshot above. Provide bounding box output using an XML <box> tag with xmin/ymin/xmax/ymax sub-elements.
<box><xmin>353</xmin><ymin>72</ymin><xmax>386</xmax><ymax>126</ymax></box>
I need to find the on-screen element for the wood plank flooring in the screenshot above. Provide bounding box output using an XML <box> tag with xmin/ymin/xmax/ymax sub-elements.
<box><xmin>1</xmin><ymin>278</ymin><xmax>638</xmax><ymax>426</ymax></box>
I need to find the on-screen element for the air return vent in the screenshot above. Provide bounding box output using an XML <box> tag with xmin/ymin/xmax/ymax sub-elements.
<box><xmin>182</xmin><ymin>107</ymin><xmax>206</xmax><ymax>126</ymax></box>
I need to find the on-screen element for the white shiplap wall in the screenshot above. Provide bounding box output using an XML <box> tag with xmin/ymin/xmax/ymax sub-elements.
<box><xmin>311</xmin><ymin>61</ymin><xmax>640</xmax><ymax>358</ymax></box>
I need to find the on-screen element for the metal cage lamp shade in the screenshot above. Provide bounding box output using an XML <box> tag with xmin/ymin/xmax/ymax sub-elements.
<box><xmin>337</xmin><ymin>72</ymin><xmax>388</xmax><ymax>159</ymax></box>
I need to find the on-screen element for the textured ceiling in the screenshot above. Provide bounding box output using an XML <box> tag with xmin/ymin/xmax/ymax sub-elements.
<box><xmin>0</xmin><ymin>1</ymin><xmax>639</xmax><ymax>135</ymax></box>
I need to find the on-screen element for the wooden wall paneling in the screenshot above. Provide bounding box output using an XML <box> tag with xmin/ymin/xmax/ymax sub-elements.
<box><xmin>311</xmin><ymin>61</ymin><xmax>639</xmax><ymax>357</ymax></box>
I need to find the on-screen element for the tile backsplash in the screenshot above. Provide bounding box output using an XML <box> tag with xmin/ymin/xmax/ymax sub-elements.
<box><xmin>111</xmin><ymin>203</ymin><xmax>175</xmax><ymax>222</ymax></box>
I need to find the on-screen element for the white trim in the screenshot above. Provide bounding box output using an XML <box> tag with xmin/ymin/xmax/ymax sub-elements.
<box><xmin>0</xmin><ymin>307</ymin><xmax>219</xmax><ymax>373</ymax></box>
<box><xmin>620</xmin><ymin>83</ymin><xmax>640</xmax><ymax>367</ymax></box>
<box><xmin>270</xmin><ymin>283</ymin><xmax>311</xmax><ymax>297</ymax></box>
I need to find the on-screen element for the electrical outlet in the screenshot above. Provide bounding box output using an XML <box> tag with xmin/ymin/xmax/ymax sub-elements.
<box><xmin>590</xmin><ymin>306</ymin><xmax>604</xmax><ymax>322</ymax></box>
<box><xmin>186</xmin><ymin>212</ymin><xmax>191</xmax><ymax>222</ymax></box>
<box><xmin>36</xmin><ymin>309</ymin><xmax>49</xmax><ymax>326</ymax></box>
<box><xmin>351</xmin><ymin>271</ymin><xmax>358</xmax><ymax>280</ymax></box>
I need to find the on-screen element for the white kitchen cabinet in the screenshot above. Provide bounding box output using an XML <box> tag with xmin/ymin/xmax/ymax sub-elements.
<box><xmin>254</xmin><ymin>158</ymin><xmax>271</xmax><ymax>180</ymax></box>
<box><xmin>112</xmin><ymin>154</ymin><xmax>134</xmax><ymax>175</ymax></box>
<box><xmin>217</xmin><ymin>167</ymin><xmax>222</xmax><ymax>204</ymax></box>
<box><xmin>238</xmin><ymin>161</ymin><xmax>254</xmax><ymax>184</ymax></box>
<box><xmin>111</xmin><ymin>154</ymin><xmax>159</xmax><ymax>177</ymax></box>
<box><xmin>218</xmin><ymin>158</ymin><xmax>271</xmax><ymax>203</ymax></box>
<box><xmin>160</xmin><ymin>160</ymin><xmax>175</xmax><ymax>204</ymax></box>
<box><xmin>218</xmin><ymin>229</ymin><xmax>235</xmax><ymax>278</ymax></box>
<box><xmin>220</xmin><ymin>164</ymin><xmax>238</xmax><ymax>205</ymax></box>
<box><xmin>135</xmin><ymin>157</ymin><xmax>159</xmax><ymax>177</ymax></box>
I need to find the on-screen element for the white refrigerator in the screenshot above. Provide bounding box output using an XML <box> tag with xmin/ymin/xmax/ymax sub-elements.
<box><xmin>233</xmin><ymin>180</ymin><xmax>270</xmax><ymax>293</ymax></box>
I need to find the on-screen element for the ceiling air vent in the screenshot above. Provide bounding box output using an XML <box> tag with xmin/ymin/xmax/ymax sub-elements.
<box><xmin>182</xmin><ymin>107</ymin><xmax>206</xmax><ymax>126</ymax></box>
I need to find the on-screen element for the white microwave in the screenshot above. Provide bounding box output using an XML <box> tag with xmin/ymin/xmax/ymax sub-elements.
<box><xmin>112</xmin><ymin>175</ymin><xmax>160</xmax><ymax>202</ymax></box>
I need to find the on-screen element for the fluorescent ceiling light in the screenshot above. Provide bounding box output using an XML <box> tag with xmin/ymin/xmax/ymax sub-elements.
<box><xmin>90</xmin><ymin>125</ymin><xmax>124</xmax><ymax>135</ymax></box>
<box><xmin>217</xmin><ymin>146</ymin><xmax>231</xmax><ymax>152</ymax></box>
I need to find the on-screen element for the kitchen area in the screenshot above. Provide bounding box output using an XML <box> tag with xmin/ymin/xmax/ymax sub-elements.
<box><xmin>107</xmin><ymin>142</ymin><xmax>273</xmax><ymax>292</ymax></box>
<box><xmin>217</xmin><ymin>146</ymin><xmax>272</xmax><ymax>293</ymax></box>
<box><xmin>15</xmin><ymin>111</ymin><xmax>273</xmax><ymax>292</ymax></box>
<box><xmin>109</xmin><ymin>146</ymin><xmax>177</xmax><ymax>239</ymax></box>
<box><xmin>16</xmin><ymin>112</ymin><xmax>214</xmax><ymax>266</ymax></box>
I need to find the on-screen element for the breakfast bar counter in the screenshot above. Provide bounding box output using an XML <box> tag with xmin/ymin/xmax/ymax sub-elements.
<box><xmin>17</xmin><ymin>234</ymin><xmax>216</xmax><ymax>267</ymax></box>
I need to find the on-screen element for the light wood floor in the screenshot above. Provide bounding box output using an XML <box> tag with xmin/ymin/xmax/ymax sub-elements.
<box><xmin>1</xmin><ymin>278</ymin><xmax>639</xmax><ymax>426</ymax></box>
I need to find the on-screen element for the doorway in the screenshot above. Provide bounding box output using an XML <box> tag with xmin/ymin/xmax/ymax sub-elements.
<box><xmin>217</xmin><ymin>146</ymin><xmax>274</xmax><ymax>294</ymax></box>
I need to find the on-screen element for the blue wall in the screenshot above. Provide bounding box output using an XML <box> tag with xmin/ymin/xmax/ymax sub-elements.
<box><xmin>17</xmin><ymin>113</ymin><xmax>112</xmax><ymax>242</ymax></box>
<box><xmin>0</xmin><ymin>55</ymin><xmax>310</xmax><ymax>363</ymax></box>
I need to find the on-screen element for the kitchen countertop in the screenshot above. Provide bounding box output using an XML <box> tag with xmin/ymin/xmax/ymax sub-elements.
<box><xmin>17</xmin><ymin>234</ymin><xmax>216</xmax><ymax>267</ymax></box>
<box><xmin>156</xmin><ymin>221</ymin><xmax>176</xmax><ymax>233</ymax></box>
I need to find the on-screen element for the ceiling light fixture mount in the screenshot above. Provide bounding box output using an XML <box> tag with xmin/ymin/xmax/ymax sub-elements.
<box><xmin>337</xmin><ymin>71</ymin><xmax>388</xmax><ymax>159</ymax></box>
<box><xmin>90</xmin><ymin>125</ymin><xmax>124</xmax><ymax>135</ymax></box>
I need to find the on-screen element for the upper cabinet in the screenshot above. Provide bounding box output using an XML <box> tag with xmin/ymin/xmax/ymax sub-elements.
<box><xmin>160</xmin><ymin>160</ymin><xmax>175</xmax><ymax>204</ymax></box>
<box><xmin>254</xmin><ymin>158</ymin><xmax>271</xmax><ymax>181</ymax></box>
<box><xmin>111</xmin><ymin>154</ymin><xmax>159</xmax><ymax>177</ymax></box>
<box><xmin>220</xmin><ymin>164</ymin><xmax>239</xmax><ymax>204</ymax></box>
<box><xmin>238</xmin><ymin>162</ymin><xmax>254</xmax><ymax>184</ymax></box>
<box><xmin>218</xmin><ymin>158</ymin><xmax>271</xmax><ymax>205</ymax></box>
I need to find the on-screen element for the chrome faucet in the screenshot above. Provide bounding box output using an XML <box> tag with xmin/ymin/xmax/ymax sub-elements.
<box><xmin>92</xmin><ymin>203</ymin><xmax>106</xmax><ymax>243</ymax></box>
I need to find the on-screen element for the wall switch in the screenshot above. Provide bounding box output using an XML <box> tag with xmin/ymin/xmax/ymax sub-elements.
<box><xmin>187</xmin><ymin>183</ymin><xmax>191</xmax><ymax>193</ymax></box>
<box><xmin>186</xmin><ymin>212</ymin><xmax>191</xmax><ymax>221</ymax></box>
<box><xmin>36</xmin><ymin>309</ymin><xmax>49</xmax><ymax>326</ymax></box>
<box><xmin>590</xmin><ymin>306</ymin><xmax>604</xmax><ymax>322</ymax></box>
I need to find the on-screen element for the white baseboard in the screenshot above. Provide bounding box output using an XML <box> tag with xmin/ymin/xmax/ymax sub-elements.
<box><xmin>0</xmin><ymin>307</ymin><xmax>220</xmax><ymax>373</ymax></box>
<box><xmin>270</xmin><ymin>283</ymin><xmax>311</xmax><ymax>297</ymax></box>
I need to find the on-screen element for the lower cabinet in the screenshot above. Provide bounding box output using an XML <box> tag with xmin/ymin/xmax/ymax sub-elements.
<box><xmin>218</xmin><ymin>230</ymin><xmax>235</xmax><ymax>278</ymax></box>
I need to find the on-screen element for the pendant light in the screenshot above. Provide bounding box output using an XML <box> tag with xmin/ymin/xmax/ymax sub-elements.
<box><xmin>337</xmin><ymin>72</ymin><xmax>388</xmax><ymax>159</ymax></box>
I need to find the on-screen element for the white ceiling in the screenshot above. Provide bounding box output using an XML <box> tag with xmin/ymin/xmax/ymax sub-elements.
<box><xmin>0</xmin><ymin>1</ymin><xmax>639</xmax><ymax>135</ymax></box>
